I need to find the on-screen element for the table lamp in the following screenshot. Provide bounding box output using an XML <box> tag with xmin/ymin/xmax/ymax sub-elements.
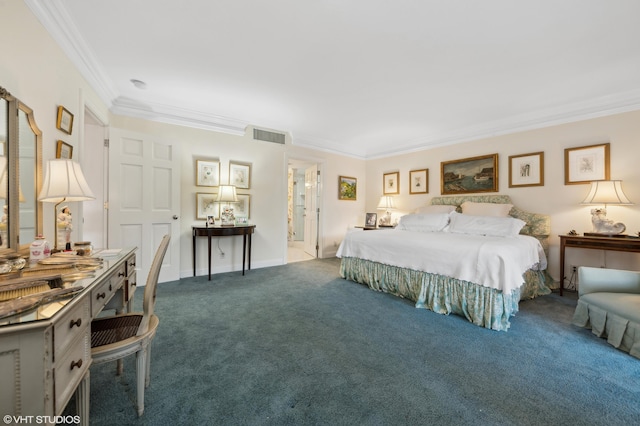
<box><xmin>377</xmin><ymin>195</ymin><xmax>396</xmax><ymax>226</ymax></box>
<box><xmin>581</xmin><ymin>180</ymin><xmax>633</xmax><ymax>235</ymax></box>
<box><xmin>216</xmin><ymin>184</ymin><xmax>238</xmax><ymax>226</ymax></box>
<box><xmin>38</xmin><ymin>159</ymin><xmax>95</xmax><ymax>250</ymax></box>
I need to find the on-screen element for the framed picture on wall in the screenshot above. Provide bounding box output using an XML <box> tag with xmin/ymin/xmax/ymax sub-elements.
<box><xmin>409</xmin><ymin>169</ymin><xmax>428</xmax><ymax>194</ymax></box>
<box><xmin>229</xmin><ymin>161</ymin><xmax>251</xmax><ymax>189</ymax></box>
<box><xmin>564</xmin><ymin>143</ymin><xmax>610</xmax><ymax>185</ymax></box>
<box><xmin>196</xmin><ymin>192</ymin><xmax>218</xmax><ymax>219</ymax></box>
<box><xmin>440</xmin><ymin>153</ymin><xmax>498</xmax><ymax>195</ymax></box>
<box><xmin>56</xmin><ymin>106</ymin><xmax>74</xmax><ymax>135</ymax></box>
<box><xmin>338</xmin><ymin>176</ymin><xmax>357</xmax><ymax>200</ymax></box>
<box><xmin>196</xmin><ymin>160</ymin><xmax>220</xmax><ymax>187</ymax></box>
<box><xmin>509</xmin><ymin>152</ymin><xmax>544</xmax><ymax>187</ymax></box>
<box><xmin>383</xmin><ymin>172</ymin><xmax>400</xmax><ymax>195</ymax></box>
<box><xmin>56</xmin><ymin>140</ymin><xmax>73</xmax><ymax>159</ymax></box>
<box><xmin>235</xmin><ymin>193</ymin><xmax>251</xmax><ymax>219</ymax></box>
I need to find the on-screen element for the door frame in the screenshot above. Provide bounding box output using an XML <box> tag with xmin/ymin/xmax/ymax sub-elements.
<box><xmin>285</xmin><ymin>154</ymin><xmax>324</xmax><ymax>262</ymax></box>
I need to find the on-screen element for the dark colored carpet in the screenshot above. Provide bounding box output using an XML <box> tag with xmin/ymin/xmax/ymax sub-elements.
<box><xmin>83</xmin><ymin>258</ymin><xmax>640</xmax><ymax>425</ymax></box>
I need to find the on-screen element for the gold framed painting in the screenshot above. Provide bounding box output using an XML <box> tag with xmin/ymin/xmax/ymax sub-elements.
<box><xmin>338</xmin><ymin>176</ymin><xmax>357</xmax><ymax>200</ymax></box>
<box><xmin>196</xmin><ymin>160</ymin><xmax>220</xmax><ymax>187</ymax></box>
<box><xmin>229</xmin><ymin>161</ymin><xmax>251</xmax><ymax>189</ymax></box>
<box><xmin>509</xmin><ymin>152</ymin><xmax>544</xmax><ymax>188</ymax></box>
<box><xmin>564</xmin><ymin>143</ymin><xmax>610</xmax><ymax>185</ymax></box>
<box><xmin>196</xmin><ymin>192</ymin><xmax>219</xmax><ymax>219</ymax></box>
<box><xmin>383</xmin><ymin>172</ymin><xmax>400</xmax><ymax>195</ymax></box>
<box><xmin>441</xmin><ymin>153</ymin><xmax>498</xmax><ymax>195</ymax></box>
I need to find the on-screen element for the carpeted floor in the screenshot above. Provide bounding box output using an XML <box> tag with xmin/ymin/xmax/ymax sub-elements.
<box><xmin>83</xmin><ymin>258</ymin><xmax>640</xmax><ymax>425</ymax></box>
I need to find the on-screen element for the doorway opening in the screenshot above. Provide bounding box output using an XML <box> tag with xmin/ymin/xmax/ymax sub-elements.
<box><xmin>287</xmin><ymin>158</ymin><xmax>320</xmax><ymax>263</ymax></box>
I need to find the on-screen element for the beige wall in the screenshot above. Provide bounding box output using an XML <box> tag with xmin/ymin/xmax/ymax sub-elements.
<box><xmin>365</xmin><ymin>110</ymin><xmax>640</xmax><ymax>280</ymax></box>
<box><xmin>4</xmin><ymin>1</ymin><xmax>639</xmax><ymax>282</ymax></box>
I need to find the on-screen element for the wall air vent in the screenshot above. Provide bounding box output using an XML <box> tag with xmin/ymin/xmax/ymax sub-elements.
<box><xmin>253</xmin><ymin>128</ymin><xmax>286</xmax><ymax>144</ymax></box>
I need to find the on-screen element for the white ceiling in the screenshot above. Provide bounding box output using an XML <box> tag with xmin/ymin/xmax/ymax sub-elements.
<box><xmin>27</xmin><ymin>0</ymin><xmax>640</xmax><ymax>159</ymax></box>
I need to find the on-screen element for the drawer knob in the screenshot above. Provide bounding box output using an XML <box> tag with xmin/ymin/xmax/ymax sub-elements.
<box><xmin>97</xmin><ymin>292</ymin><xmax>106</xmax><ymax>300</ymax></box>
<box><xmin>129</xmin><ymin>261</ymin><xmax>136</xmax><ymax>267</ymax></box>
<box><xmin>70</xmin><ymin>359</ymin><xmax>83</xmax><ymax>370</ymax></box>
<box><xmin>69</xmin><ymin>318</ymin><xmax>82</xmax><ymax>328</ymax></box>
<box><xmin>131</xmin><ymin>281</ymin><xmax>137</xmax><ymax>287</ymax></box>
<box><xmin>109</xmin><ymin>284</ymin><xmax>113</xmax><ymax>291</ymax></box>
<box><xmin>118</xmin><ymin>271</ymin><xmax>125</xmax><ymax>277</ymax></box>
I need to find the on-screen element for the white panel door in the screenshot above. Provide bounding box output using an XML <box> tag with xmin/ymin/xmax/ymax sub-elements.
<box><xmin>303</xmin><ymin>165</ymin><xmax>318</xmax><ymax>257</ymax></box>
<box><xmin>108</xmin><ymin>128</ymin><xmax>181</xmax><ymax>283</ymax></box>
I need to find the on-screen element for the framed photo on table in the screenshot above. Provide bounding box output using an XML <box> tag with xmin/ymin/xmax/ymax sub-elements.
<box><xmin>509</xmin><ymin>152</ymin><xmax>544</xmax><ymax>188</ymax></box>
<box><xmin>564</xmin><ymin>143</ymin><xmax>610</xmax><ymax>185</ymax></box>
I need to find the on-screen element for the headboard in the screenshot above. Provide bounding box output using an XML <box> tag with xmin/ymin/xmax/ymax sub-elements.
<box><xmin>429</xmin><ymin>195</ymin><xmax>551</xmax><ymax>253</ymax></box>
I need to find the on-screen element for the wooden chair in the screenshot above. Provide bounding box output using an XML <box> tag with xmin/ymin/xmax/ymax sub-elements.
<box><xmin>90</xmin><ymin>235</ymin><xmax>170</xmax><ymax>416</ymax></box>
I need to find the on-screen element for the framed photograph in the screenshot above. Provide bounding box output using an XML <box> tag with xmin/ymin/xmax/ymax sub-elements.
<box><xmin>383</xmin><ymin>172</ymin><xmax>400</xmax><ymax>195</ymax></box>
<box><xmin>564</xmin><ymin>143</ymin><xmax>610</xmax><ymax>185</ymax></box>
<box><xmin>196</xmin><ymin>160</ymin><xmax>220</xmax><ymax>187</ymax></box>
<box><xmin>56</xmin><ymin>106</ymin><xmax>74</xmax><ymax>135</ymax></box>
<box><xmin>56</xmin><ymin>140</ymin><xmax>73</xmax><ymax>159</ymax></box>
<box><xmin>229</xmin><ymin>161</ymin><xmax>251</xmax><ymax>189</ymax></box>
<box><xmin>338</xmin><ymin>176</ymin><xmax>357</xmax><ymax>200</ymax></box>
<box><xmin>206</xmin><ymin>215</ymin><xmax>216</xmax><ymax>226</ymax></box>
<box><xmin>441</xmin><ymin>153</ymin><xmax>498</xmax><ymax>195</ymax></box>
<box><xmin>235</xmin><ymin>193</ymin><xmax>251</xmax><ymax>219</ymax></box>
<box><xmin>196</xmin><ymin>192</ymin><xmax>218</xmax><ymax>219</ymax></box>
<box><xmin>509</xmin><ymin>152</ymin><xmax>544</xmax><ymax>188</ymax></box>
<box><xmin>365</xmin><ymin>213</ymin><xmax>377</xmax><ymax>228</ymax></box>
<box><xmin>409</xmin><ymin>169</ymin><xmax>428</xmax><ymax>194</ymax></box>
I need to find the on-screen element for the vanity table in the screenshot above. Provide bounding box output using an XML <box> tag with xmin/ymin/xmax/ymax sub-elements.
<box><xmin>0</xmin><ymin>248</ymin><xmax>137</xmax><ymax>426</ymax></box>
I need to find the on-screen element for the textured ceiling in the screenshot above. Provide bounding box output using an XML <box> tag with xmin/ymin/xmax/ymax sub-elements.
<box><xmin>27</xmin><ymin>0</ymin><xmax>640</xmax><ymax>159</ymax></box>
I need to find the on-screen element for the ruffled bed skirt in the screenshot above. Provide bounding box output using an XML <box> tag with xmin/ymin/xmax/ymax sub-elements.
<box><xmin>339</xmin><ymin>257</ymin><xmax>550</xmax><ymax>331</ymax></box>
<box><xmin>572</xmin><ymin>300</ymin><xmax>640</xmax><ymax>359</ymax></box>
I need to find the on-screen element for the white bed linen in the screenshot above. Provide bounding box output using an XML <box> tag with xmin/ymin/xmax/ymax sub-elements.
<box><xmin>336</xmin><ymin>229</ymin><xmax>547</xmax><ymax>293</ymax></box>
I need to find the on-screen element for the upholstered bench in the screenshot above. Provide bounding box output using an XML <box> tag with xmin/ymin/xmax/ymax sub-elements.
<box><xmin>572</xmin><ymin>266</ymin><xmax>640</xmax><ymax>359</ymax></box>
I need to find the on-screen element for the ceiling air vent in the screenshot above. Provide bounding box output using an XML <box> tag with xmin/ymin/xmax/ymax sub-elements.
<box><xmin>253</xmin><ymin>128</ymin><xmax>286</xmax><ymax>144</ymax></box>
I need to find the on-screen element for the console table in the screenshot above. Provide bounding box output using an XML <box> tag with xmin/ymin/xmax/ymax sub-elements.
<box><xmin>192</xmin><ymin>225</ymin><xmax>256</xmax><ymax>280</ymax></box>
<box><xmin>559</xmin><ymin>234</ymin><xmax>640</xmax><ymax>296</ymax></box>
<box><xmin>0</xmin><ymin>248</ymin><xmax>137</xmax><ymax>426</ymax></box>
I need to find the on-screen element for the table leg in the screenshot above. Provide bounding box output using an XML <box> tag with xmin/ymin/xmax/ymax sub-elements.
<box><xmin>208</xmin><ymin>234</ymin><xmax>212</xmax><ymax>281</ymax></box>
<box><xmin>559</xmin><ymin>239</ymin><xmax>565</xmax><ymax>296</ymax></box>
<box><xmin>242</xmin><ymin>234</ymin><xmax>247</xmax><ymax>276</ymax></box>
<box><xmin>192</xmin><ymin>230</ymin><xmax>196</xmax><ymax>277</ymax></box>
<box><xmin>248</xmin><ymin>233</ymin><xmax>252</xmax><ymax>271</ymax></box>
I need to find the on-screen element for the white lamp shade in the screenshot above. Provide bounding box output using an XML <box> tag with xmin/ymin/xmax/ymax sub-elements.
<box><xmin>38</xmin><ymin>159</ymin><xmax>95</xmax><ymax>202</ymax></box>
<box><xmin>581</xmin><ymin>180</ymin><xmax>633</xmax><ymax>205</ymax></box>
<box><xmin>377</xmin><ymin>196</ymin><xmax>396</xmax><ymax>210</ymax></box>
<box><xmin>216</xmin><ymin>185</ymin><xmax>238</xmax><ymax>203</ymax></box>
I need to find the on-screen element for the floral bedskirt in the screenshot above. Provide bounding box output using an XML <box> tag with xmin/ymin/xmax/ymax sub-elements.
<box><xmin>340</xmin><ymin>257</ymin><xmax>550</xmax><ymax>331</ymax></box>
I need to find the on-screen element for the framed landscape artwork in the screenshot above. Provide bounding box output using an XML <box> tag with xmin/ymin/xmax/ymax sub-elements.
<box><xmin>441</xmin><ymin>154</ymin><xmax>498</xmax><ymax>195</ymax></box>
<box><xmin>338</xmin><ymin>176</ymin><xmax>357</xmax><ymax>200</ymax></box>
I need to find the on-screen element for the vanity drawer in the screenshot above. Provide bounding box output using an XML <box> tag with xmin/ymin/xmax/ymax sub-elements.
<box><xmin>53</xmin><ymin>298</ymin><xmax>90</xmax><ymax>357</ymax></box>
<box><xmin>54</xmin><ymin>328</ymin><xmax>90</xmax><ymax>414</ymax></box>
<box><xmin>91</xmin><ymin>264</ymin><xmax>125</xmax><ymax>316</ymax></box>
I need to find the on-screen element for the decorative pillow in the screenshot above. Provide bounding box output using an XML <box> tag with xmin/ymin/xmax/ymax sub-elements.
<box><xmin>415</xmin><ymin>205</ymin><xmax>456</xmax><ymax>214</ymax></box>
<box><xmin>448</xmin><ymin>212</ymin><xmax>525</xmax><ymax>237</ymax></box>
<box><xmin>397</xmin><ymin>213</ymin><xmax>451</xmax><ymax>232</ymax></box>
<box><xmin>460</xmin><ymin>201</ymin><xmax>513</xmax><ymax>217</ymax></box>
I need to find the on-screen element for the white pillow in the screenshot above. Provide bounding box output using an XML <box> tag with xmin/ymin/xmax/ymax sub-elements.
<box><xmin>397</xmin><ymin>213</ymin><xmax>451</xmax><ymax>232</ymax></box>
<box><xmin>448</xmin><ymin>212</ymin><xmax>525</xmax><ymax>237</ymax></box>
<box><xmin>415</xmin><ymin>205</ymin><xmax>456</xmax><ymax>214</ymax></box>
<box><xmin>460</xmin><ymin>201</ymin><xmax>513</xmax><ymax>217</ymax></box>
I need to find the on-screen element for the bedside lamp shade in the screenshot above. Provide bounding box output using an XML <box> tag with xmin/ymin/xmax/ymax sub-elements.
<box><xmin>581</xmin><ymin>180</ymin><xmax>632</xmax><ymax>206</ymax></box>
<box><xmin>377</xmin><ymin>195</ymin><xmax>396</xmax><ymax>226</ymax></box>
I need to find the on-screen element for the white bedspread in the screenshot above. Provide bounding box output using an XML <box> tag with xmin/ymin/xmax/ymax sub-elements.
<box><xmin>336</xmin><ymin>229</ymin><xmax>547</xmax><ymax>293</ymax></box>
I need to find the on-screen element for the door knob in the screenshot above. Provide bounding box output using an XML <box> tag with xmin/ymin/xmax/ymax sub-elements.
<box><xmin>173</xmin><ymin>215</ymin><xmax>179</xmax><ymax>220</ymax></box>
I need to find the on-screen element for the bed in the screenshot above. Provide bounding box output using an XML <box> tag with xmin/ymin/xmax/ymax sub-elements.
<box><xmin>337</xmin><ymin>195</ymin><xmax>552</xmax><ymax>331</ymax></box>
